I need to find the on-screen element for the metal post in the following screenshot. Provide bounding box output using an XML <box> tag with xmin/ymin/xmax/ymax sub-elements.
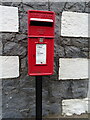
<box><xmin>36</xmin><ymin>76</ymin><xmax>42</xmax><ymax>120</ymax></box>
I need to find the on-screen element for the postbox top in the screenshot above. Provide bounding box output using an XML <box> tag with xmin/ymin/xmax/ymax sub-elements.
<box><xmin>28</xmin><ymin>10</ymin><xmax>55</xmax><ymax>37</ymax></box>
<box><xmin>28</xmin><ymin>10</ymin><xmax>55</xmax><ymax>14</ymax></box>
<box><xmin>28</xmin><ymin>10</ymin><xmax>55</xmax><ymax>20</ymax></box>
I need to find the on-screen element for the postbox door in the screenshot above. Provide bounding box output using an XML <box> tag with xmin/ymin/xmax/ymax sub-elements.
<box><xmin>28</xmin><ymin>38</ymin><xmax>54</xmax><ymax>76</ymax></box>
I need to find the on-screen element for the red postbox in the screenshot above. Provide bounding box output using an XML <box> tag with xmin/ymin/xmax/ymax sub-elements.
<box><xmin>28</xmin><ymin>10</ymin><xmax>55</xmax><ymax>76</ymax></box>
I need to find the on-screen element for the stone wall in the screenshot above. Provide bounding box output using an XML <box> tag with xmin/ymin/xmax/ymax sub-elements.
<box><xmin>0</xmin><ymin>1</ymin><xmax>90</xmax><ymax>119</ymax></box>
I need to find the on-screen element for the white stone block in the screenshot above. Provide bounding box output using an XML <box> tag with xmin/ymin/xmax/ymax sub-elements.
<box><xmin>1</xmin><ymin>0</ymin><xmax>22</xmax><ymax>2</ymax></box>
<box><xmin>0</xmin><ymin>6</ymin><xmax>18</xmax><ymax>32</ymax></box>
<box><xmin>22</xmin><ymin>0</ymin><xmax>48</xmax><ymax>2</ymax></box>
<box><xmin>62</xmin><ymin>98</ymin><xmax>88</xmax><ymax>116</ymax></box>
<box><xmin>0</xmin><ymin>56</ymin><xmax>19</xmax><ymax>78</ymax></box>
<box><xmin>61</xmin><ymin>11</ymin><xmax>90</xmax><ymax>38</ymax></box>
<box><xmin>59</xmin><ymin>58</ymin><xmax>88</xmax><ymax>80</ymax></box>
<box><xmin>49</xmin><ymin>0</ymin><xmax>89</xmax><ymax>1</ymax></box>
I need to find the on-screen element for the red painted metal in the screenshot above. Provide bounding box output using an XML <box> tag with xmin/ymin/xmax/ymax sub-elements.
<box><xmin>28</xmin><ymin>10</ymin><xmax>55</xmax><ymax>76</ymax></box>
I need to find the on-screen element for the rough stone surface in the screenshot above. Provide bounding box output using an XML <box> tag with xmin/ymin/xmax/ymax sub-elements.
<box><xmin>72</xmin><ymin>80</ymin><xmax>88</xmax><ymax>98</ymax></box>
<box><xmin>65</xmin><ymin>46</ymin><xmax>87</xmax><ymax>58</ymax></box>
<box><xmin>3</xmin><ymin>42</ymin><xmax>27</xmax><ymax>58</ymax></box>
<box><xmin>64</xmin><ymin>2</ymin><xmax>86</xmax><ymax>12</ymax></box>
<box><xmin>2</xmin><ymin>1</ymin><xmax>90</xmax><ymax>119</ymax></box>
<box><xmin>50</xmin><ymin>2</ymin><xmax>66</xmax><ymax>13</ymax></box>
<box><xmin>0</xmin><ymin>39</ymin><xmax>2</xmax><ymax>55</ymax></box>
<box><xmin>2</xmin><ymin>76</ymin><xmax>36</xmax><ymax>118</ymax></box>
<box><xmin>85</xmin><ymin>2</ymin><xmax>90</xmax><ymax>13</ymax></box>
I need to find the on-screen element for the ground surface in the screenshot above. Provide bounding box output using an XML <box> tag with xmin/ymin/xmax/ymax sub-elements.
<box><xmin>29</xmin><ymin>114</ymin><xmax>89</xmax><ymax>120</ymax></box>
<box><xmin>43</xmin><ymin>113</ymin><xmax>89</xmax><ymax>119</ymax></box>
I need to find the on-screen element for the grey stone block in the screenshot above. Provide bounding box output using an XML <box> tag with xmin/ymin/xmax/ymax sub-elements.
<box><xmin>3</xmin><ymin>42</ymin><xmax>27</xmax><ymax>58</ymax></box>
<box><xmin>49</xmin><ymin>103</ymin><xmax>61</xmax><ymax>115</ymax></box>
<box><xmin>64</xmin><ymin>2</ymin><xmax>86</xmax><ymax>12</ymax></box>
<box><xmin>65</xmin><ymin>46</ymin><xmax>87</xmax><ymax>58</ymax></box>
<box><xmin>2</xmin><ymin>110</ymin><xmax>22</xmax><ymax>118</ymax></box>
